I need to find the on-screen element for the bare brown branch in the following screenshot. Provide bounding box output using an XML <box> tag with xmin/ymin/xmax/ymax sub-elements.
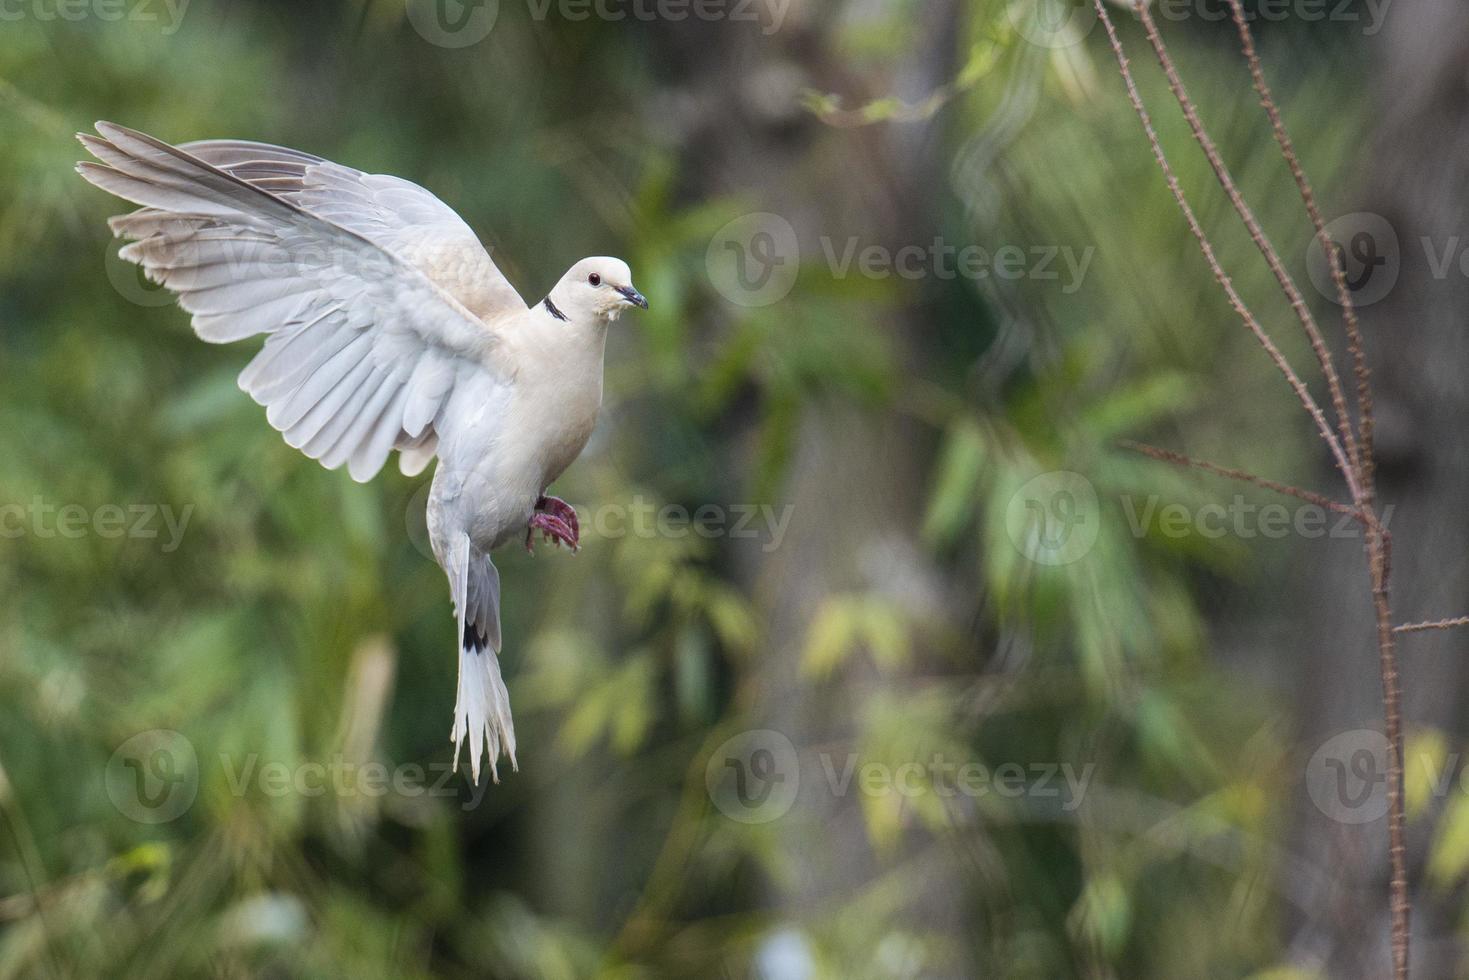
<box><xmin>1133</xmin><ymin>1</ymin><xmax>1362</xmax><ymax>501</ymax></box>
<box><xmin>1119</xmin><ymin>440</ymin><xmax>1355</xmax><ymax>515</ymax></box>
<box><xmin>1088</xmin><ymin>0</ymin><xmax>1360</xmax><ymax>504</ymax></box>
<box><xmin>1097</xmin><ymin>5</ymin><xmax>1408</xmax><ymax>975</ymax></box>
<box><xmin>1224</xmin><ymin>0</ymin><xmax>1377</xmax><ymax>504</ymax></box>
<box><xmin>1364</xmin><ymin>521</ymin><xmax>1408</xmax><ymax>980</ymax></box>
<box><xmin>1394</xmin><ymin>616</ymin><xmax>1469</xmax><ymax>635</ymax></box>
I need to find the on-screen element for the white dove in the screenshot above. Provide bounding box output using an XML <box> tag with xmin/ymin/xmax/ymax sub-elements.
<box><xmin>77</xmin><ymin>122</ymin><xmax>647</xmax><ymax>783</ymax></box>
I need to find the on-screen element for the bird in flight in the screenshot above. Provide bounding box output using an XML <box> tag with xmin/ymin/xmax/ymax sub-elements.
<box><xmin>77</xmin><ymin>122</ymin><xmax>647</xmax><ymax>783</ymax></box>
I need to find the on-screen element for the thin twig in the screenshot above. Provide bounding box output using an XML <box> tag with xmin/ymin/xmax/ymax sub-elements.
<box><xmin>1363</xmin><ymin>519</ymin><xmax>1408</xmax><ymax>980</ymax></box>
<box><xmin>1099</xmin><ymin>5</ymin><xmax>1407</xmax><ymax>975</ymax></box>
<box><xmin>1088</xmin><ymin>0</ymin><xmax>1360</xmax><ymax>505</ymax></box>
<box><xmin>1133</xmin><ymin>2</ymin><xmax>1362</xmax><ymax>500</ymax></box>
<box><xmin>1120</xmin><ymin>440</ymin><xmax>1355</xmax><ymax>516</ymax></box>
<box><xmin>1394</xmin><ymin>616</ymin><xmax>1469</xmax><ymax>635</ymax></box>
<box><xmin>1204</xmin><ymin>6</ymin><xmax>1404</xmax><ymax>967</ymax></box>
<box><xmin>1224</xmin><ymin>0</ymin><xmax>1377</xmax><ymax>504</ymax></box>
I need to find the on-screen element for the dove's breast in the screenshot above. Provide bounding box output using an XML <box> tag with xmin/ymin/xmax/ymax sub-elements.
<box><xmin>513</xmin><ymin>323</ymin><xmax>609</xmax><ymax>490</ymax></box>
<box><xmin>536</xmin><ymin>375</ymin><xmax>602</xmax><ymax>487</ymax></box>
<box><xmin>436</xmin><ymin>315</ymin><xmax>608</xmax><ymax>552</ymax></box>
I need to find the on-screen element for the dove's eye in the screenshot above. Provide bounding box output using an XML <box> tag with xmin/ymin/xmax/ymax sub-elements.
<box><xmin>588</xmin><ymin>273</ymin><xmax>601</xmax><ymax>287</ymax></box>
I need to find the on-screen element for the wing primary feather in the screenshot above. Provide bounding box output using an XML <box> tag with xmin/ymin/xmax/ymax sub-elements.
<box><xmin>78</xmin><ymin>122</ymin><xmax>526</xmax><ymax>486</ymax></box>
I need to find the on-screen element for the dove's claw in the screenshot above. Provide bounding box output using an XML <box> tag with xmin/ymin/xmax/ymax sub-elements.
<box><xmin>524</xmin><ymin>495</ymin><xmax>579</xmax><ymax>554</ymax></box>
<box><xmin>525</xmin><ymin>512</ymin><xmax>577</xmax><ymax>554</ymax></box>
<box><xmin>535</xmin><ymin>495</ymin><xmax>580</xmax><ymax>541</ymax></box>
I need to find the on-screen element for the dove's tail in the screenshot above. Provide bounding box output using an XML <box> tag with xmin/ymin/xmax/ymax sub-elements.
<box><xmin>445</xmin><ymin>532</ymin><xmax>516</xmax><ymax>783</ymax></box>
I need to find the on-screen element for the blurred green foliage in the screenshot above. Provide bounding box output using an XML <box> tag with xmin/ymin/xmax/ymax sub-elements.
<box><xmin>0</xmin><ymin>1</ymin><xmax>1399</xmax><ymax>977</ymax></box>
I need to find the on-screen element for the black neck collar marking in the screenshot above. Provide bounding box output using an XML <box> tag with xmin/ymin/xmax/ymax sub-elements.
<box><xmin>542</xmin><ymin>296</ymin><xmax>568</xmax><ymax>322</ymax></box>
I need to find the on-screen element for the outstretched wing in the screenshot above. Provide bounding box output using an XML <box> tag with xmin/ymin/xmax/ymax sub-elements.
<box><xmin>175</xmin><ymin>138</ymin><xmax>527</xmax><ymax>321</ymax></box>
<box><xmin>77</xmin><ymin>122</ymin><xmax>513</xmax><ymax>482</ymax></box>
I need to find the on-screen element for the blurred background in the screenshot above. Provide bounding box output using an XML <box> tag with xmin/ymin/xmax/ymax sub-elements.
<box><xmin>3</xmin><ymin>0</ymin><xmax>1467</xmax><ymax>976</ymax></box>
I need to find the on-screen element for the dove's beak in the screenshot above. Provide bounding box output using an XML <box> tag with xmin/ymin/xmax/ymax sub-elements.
<box><xmin>616</xmin><ymin>285</ymin><xmax>649</xmax><ymax>310</ymax></box>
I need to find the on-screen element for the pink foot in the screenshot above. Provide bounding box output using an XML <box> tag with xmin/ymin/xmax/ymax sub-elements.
<box><xmin>536</xmin><ymin>495</ymin><xmax>580</xmax><ymax>541</ymax></box>
<box><xmin>524</xmin><ymin>495</ymin><xmax>579</xmax><ymax>554</ymax></box>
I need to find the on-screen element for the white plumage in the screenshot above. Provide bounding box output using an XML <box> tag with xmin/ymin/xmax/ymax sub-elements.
<box><xmin>78</xmin><ymin>122</ymin><xmax>647</xmax><ymax>783</ymax></box>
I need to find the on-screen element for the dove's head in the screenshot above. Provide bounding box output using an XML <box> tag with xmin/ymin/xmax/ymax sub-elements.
<box><xmin>550</xmin><ymin>257</ymin><xmax>648</xmax><ymax>323</ymax></box>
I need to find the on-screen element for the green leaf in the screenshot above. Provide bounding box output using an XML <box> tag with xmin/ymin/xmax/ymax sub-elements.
<box><xmin>921</xmin><ymin>417</ymin><xmax>987</xmax><ymax>547</ymax></box>
<box><xmin>1428</xmin><ymin>791</ymin><xmax>1469</xmax><ymax>889</ymax></box>
<box><xmin>1405</xmin><ymin>728</ymin><xmax>1449</xmax><ymax>821</ymax></box>
<box><xmin>802</xmin><ymin>597</ymin><xmax>859</xmax><ymax>679</ymax></box>
<box><xmin>1068</xmin><ymin>874</ymin><xmax>1132</xmax><ymax>958</ymax></box>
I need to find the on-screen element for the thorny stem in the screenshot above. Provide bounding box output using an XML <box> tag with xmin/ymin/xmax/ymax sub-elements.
<box><xmin>1119</xmin><ymin>441</ymin><xmax>1354</xmax><ymax>515</ymax></box>
<box><xmin>1097</xmin><ymin>2</ymin><xmax>1408</xmax><ymax>976</ymax></box>
<box><xmin>1211</xmin><ymin>6</ymin><xmax>1405</xmax><ymax>973</ymax></box>
<box><xmin>1365</xmin><ymin>519</ymin><xmax>1408</xmax><ymax>980</ymax></box>
<box><xmin>1118</xmin><ymin>442</ymin><xmax>1392</xmax><ymax>547</ymax></box>
<box><xmin>1089</xmin><ymin>0</ymin><xmax>1360</xmax><ymax>505</ymax></box>
<box><xmin>1395</xmin><ymin>616</ymin><xmax>1469</xmax><ymax>634</ymax></box>
<box><xmin>1224</xmin><ymin>0</ymin><xmax>1377</xmax><ymax>504</ymax></box>
<box><xmin>1158</xmin><ymin>2</ymin><xmax>1406</xmax><ymax>964</ymax></box>
<box><xmin>1134</xmin><ymin>1</ymin><xmax>1363</xmax><ymax>496</ymax></box>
